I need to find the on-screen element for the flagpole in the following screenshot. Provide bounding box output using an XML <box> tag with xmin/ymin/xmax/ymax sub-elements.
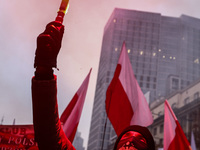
<box><xmin>1</xmin><ymin>116</ymin><xmax>4</xmax><ymax>125</ymax></box>
<box><xmin>101</xmin><ymin>112</ymin><xmax>108</xmax><ymax>150</ymax></box>
<box><xmin>13</xmin><ymin>118</ymin><xmax>16</xmax><ymax>125</ymax></box>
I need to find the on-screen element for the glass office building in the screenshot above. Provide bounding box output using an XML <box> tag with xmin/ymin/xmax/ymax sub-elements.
<box><xmin>87</xmin><ymin>8</ymin><xmax>200</xmax><ymax>150</ymax></box>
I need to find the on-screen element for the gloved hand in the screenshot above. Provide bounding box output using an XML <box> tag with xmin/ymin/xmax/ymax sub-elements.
<box><xmin>34</xmin><ymin>21</ymin><xmax>64</xmax><ymax>68</ymax></box>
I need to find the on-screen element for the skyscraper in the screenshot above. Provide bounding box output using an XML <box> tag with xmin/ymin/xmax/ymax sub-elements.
<box><xmin>87</xmin><ymin>8</ymin><xmax>200</xmax><ymax>150</ymax></box>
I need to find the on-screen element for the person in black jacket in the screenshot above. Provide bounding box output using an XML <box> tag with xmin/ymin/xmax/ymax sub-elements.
<box><xmin>32</xmin><ymin>21</ymin><xmax>75</xmax><ymax>150</ymax></box>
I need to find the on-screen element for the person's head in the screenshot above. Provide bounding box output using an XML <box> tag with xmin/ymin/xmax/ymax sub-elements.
<box><xmin>113</xmin><ymin>125</ymin><xmax>155</xmax><ymax>150</ymax></box>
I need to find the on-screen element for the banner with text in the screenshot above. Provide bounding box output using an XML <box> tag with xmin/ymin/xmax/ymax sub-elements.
<box><xmin>0</xmin><ymin>125</ymin><xmax>38</xmax><ymax>150</ymax></box>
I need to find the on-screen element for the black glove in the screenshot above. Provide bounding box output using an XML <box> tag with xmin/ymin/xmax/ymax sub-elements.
<box><xmin>34</xmin><ymin>21</ymin><xmax>64</xmax><ymax>68</ymax></box>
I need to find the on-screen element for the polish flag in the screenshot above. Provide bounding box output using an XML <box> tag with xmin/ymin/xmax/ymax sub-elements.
<box><xmin>105</xmin><ymin>42</ymin><xmax>153</xmax><ymax>136</ymax></box>
<box><xmin>164</xmin><ymin>100</ymin><xmax>191</xmax><ymax>150</ymax></box>
<box><xmin>60</xmin><ymin>69</ymin><xmax>92</xmax><ymax>142</ymax></box>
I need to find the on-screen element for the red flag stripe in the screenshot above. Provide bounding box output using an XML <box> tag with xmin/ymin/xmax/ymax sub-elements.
<box><xmin>61</xmin><ymin>69</ymin><xmax>92</xmax><ymax>142</ymax></box>
<box><xmin>168</xmin><ymin>121</ymin><xmax>191</xmax><ymax>150</ymax></box>
<box><xmin>106</xmin><ymin>64</ymin><xmax>134</xmax><ymax>135</ymax></box>
<box><xmin>60</xmin><ymin>94</ymin><xmax>79</xmax><ymax>123</ymax></box>
<box><xmin>164</xmin><ymin>100</ymin><xmax>191</xmax><ymax>150</ymax></box>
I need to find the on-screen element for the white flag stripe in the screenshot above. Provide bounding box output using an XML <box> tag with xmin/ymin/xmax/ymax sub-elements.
<box><xmin>118</xmin><ymin>42</ymin><xmax>153</xmax><ymax>126</ymax></box>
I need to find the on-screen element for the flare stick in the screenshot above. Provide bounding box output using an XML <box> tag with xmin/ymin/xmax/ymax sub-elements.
<box><xmin>55</xmin><ymin>0</ymin><xmax>69</xmax><ymax>23</ymax></box>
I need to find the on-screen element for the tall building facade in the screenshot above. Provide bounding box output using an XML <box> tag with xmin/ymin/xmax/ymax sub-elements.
<box><xmin>87</xmin><ymin>8</ymin><xmax>200</xmax><ymax>150</ymax></box>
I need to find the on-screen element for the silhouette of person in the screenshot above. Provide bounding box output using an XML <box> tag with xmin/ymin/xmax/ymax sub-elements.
<box><xmin>31</xmin><ymin>21</ymin><xmax>75</xmax><ymax>150</ymax></box>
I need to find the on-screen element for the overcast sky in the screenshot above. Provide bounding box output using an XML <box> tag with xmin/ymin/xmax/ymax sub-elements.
<box><xmin>1</xmin><ymin>0</ymin><xmax>200</xmax><ymax>148</ymax></box>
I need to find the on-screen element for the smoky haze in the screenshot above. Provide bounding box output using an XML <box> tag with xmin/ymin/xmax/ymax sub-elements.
<box><xmin>1</xmin><ymin>0</ymin><xmax>200</xmax><ymax>148</ymax></box>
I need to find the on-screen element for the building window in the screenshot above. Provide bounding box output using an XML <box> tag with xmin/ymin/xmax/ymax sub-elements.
<box><xmin>159</xmin><ymin>138</ymin><xmax>163</xmax><ymax>146</ymax></box>
<box><xmin>140</xmin><ymin>82</ymin><xmax>143</xmax><ymax>87</ymax></box>
<box><xmin>107</xmin><ymin>71</ymin><xmax>110</xmax><ymax>76</ymax></box>
<box><xmin>147</xmin><ymin>76</ymin><xmax>150</xmax><ymax>82</ymax></box>
<box><xmin>194</xmin><ymin>92</ymin><xmax>199</xmax><ymax>100</ymax></box>
<box><xmin>194</xmin><ymin>58</ymin><xmax>199</xmax><ymax>64</ymax></box>
<box><xmin>140</xmin><ymin>76</ymin><xmax>143</xmax><ymax>81</ymax></box>
<box><xmin>146</xmin><ymin>83</ymin><xmax>150</xmax><ymax>88</ymax></box>
<box><xmin>135</xmin><ymin>75</ymin><xmax>137</xmax><ymax>79</ymax></box>
<box><xmin>106</xmin><ymin>77</ymin><xmax>110</xmax><ymax>83</ymax></box>
<box><xmin>158</xmin><ymin>111</ymin><xmax>162</xmax><ymax>116</ymax></box>
<box><xmin>160</xmin><ymin>124</ymin><xmax>163</xmax><ymax>133</ymax></box>
<box><xmin>171</xmin><ymin>103</ymin><xmax>177</xmax><ymax>109</ymax></box>
<box><xmin>184</xmin><ymin>97</ymin><xmax>189</xmax><ymax>105</ymax></box>
<box><xmin>153</xmin><ymin>127</ymin><xmax>157</xmax><ymax>135</ymax></box>
<box><xmin>172</xmin><ymin>78</ymin><xmax>179</xmax><ymax>90</ymax></box>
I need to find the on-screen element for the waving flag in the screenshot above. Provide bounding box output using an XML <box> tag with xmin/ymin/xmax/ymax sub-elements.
<box><xmin>60</xmin><ymin>69</ymin><xmax>92</xmax><ymax>142</ymax></box>
<box><xmin>164</xmin><ymin>100</ymin><xmax>191</xmax><ymax>150</ymax></box>
<box><xmin>105</xmin><ymin>42</ymin><xmax>153</xmax><ymax>136</ymax></box>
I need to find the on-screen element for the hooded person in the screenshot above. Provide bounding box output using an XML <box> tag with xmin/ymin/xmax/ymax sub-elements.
<box><xmin>113</xmin><ymin>125</ymin><xmax>155</xmax><ymax>150</ymax></box>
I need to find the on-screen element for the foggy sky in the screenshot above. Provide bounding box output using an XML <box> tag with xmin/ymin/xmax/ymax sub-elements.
<box><xmin>1</xmin><ymin>0</ymin><xmax>200</xmax><ymax>148</ymax></box>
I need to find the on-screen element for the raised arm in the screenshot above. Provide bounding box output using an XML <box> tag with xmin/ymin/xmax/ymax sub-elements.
<box><xmin>32</xmin><ymin>21</ymin><xmax>75</xmax><ymax>150</ymax></box>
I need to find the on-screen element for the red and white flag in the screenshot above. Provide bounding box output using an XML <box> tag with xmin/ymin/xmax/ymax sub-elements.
<box><xmin>60</xmin><ymin>69</ymin><xmax>92</xmax><ymax>142</ymax></box>
<box><xmin>105</xmin><ymin>42</ymin><xmax>153</xmax><ymax>136</ymax></box>
<box><xmin>164</xmin><ymin>100</ymin><xmax>191</xmax><ymax>150</ymax></box>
